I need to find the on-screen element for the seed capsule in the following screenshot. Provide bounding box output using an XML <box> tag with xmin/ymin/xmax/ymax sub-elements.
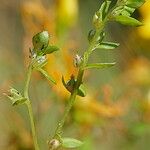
<box><xmin>32</xmin><ymin>31</ymin><xmax>49</xmax><ymax>51</ymax></box>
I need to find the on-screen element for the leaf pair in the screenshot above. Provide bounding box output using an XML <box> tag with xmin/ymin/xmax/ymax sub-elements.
<box><xmin>62</xmin><ymin>137</ymin><xmax>83</xmax><ymax>149</ymax></box>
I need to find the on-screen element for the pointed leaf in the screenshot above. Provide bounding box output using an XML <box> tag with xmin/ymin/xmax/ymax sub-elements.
<box><xmin>84</xmin><ymin>63</ymin><xmax>116</xmax><ymax>70</ymax></box>
<box><xmin>43</xmin><ymin>45</ymin><xmax>59</xmax><ymax>55</ymax></box>
<box><xmin>77</xmin><ymin>84</ymin><xmax>86</xmax><ymax>97</ymax></box>
<box><xmin>115</xmin><ymin>15</ymin><xmax>143</xmax><ymax>26</ymax></box>
<box><xmin>62</xmin><ymin>138</ymin><xmax>83</xmax><ymax>148</ymax></box>
<box><xmin>38</xmin><ymin>68</ymin><xmax>56</xmax><ymax>84</ymax></box>
<box><xmin>12</xmin><ymin>98</ymin><xmax>27</xmax><ymax>106</ymax></box>
<box><xmin>126</xmin><ymin>0</ymin><xmax>145</xmax><ymax>8</ymax></box>
<box><xmin>96</xmin><ymin>42</ymin><xmax>119</xmax><ymax>50</ymax></box>
<box><xmin>121</xmin><ymin>6</ymin><xmax>135</xmax><ymax>16</ymax></box>
<box><xmin>98</xmin><ymin>0</ymin><xmax>111</xmax><ymax>21</ymax></box>
<box><xmin>62</xmin><ymin>76</ymin><xmax>67</xmax><ymax>87</ymax></box>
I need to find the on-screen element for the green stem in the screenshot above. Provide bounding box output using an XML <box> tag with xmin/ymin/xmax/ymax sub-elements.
<box><xmin>24</xmin><ymin>63</ymin><xmax>40</xmax><ymax>150</ymax></box>
<box><xmin>52</xmin><ymin>23</ymin><xmax>106</xmax><ymax>142</ymax></box>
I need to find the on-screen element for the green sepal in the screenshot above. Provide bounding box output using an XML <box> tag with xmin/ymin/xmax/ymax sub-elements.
<box><xmin>37</xmin><ymin>45</ymin><xmax>59</xmax><ymax>56</ymax></box>
<box><xmin>126</xmin><ymin>0</ymin><xmax>145</xmax><ymax>8</ymax></box>
<box><xmin>43</xmin><ymin>45</ymin><xmax>59</xmax><ymax>54</ymax></box>
<box><xmin>37</xmin><ymin>68</ymin><xmax>56</xmax><ymax>84</ymax></box>
<box><xmin>62</xmin><ymin>137</ymin><xmax>83</xmax><ymax>149</ymax></box>
<box><xmin>96</xmin><ymin>41</ymin><xmax>119</xmax><ymax>50</ymax></box>
<box><xmin>115</xmin><ymin>15</ymin><xmax>143</xmax><ymax>26</ymax></box>
<box><xmin>84</xmin><ymin>62</ymin><xmax>116</xmax><ymax>70</ymax></box>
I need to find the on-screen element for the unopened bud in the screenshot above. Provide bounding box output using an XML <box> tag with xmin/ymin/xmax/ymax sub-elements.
<box><xmin>74</xmin><ymin>54</ymin><xmax>83</xmax><ymax>67</ymax></box>
<box><xmin>32</xmin><ymin>31</ymin><xmax>49</xmax><ymax>51</ymax></box>
<box><xmin>48</xmin><ymin>139</ymin><xmax>60</xmax><ymax>150</ymax></box>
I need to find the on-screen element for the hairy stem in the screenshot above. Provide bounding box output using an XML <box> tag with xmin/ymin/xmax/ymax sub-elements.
<box><xmin>24</xmin><ymin>63</ymin><xmax>40</xmax><ymax>150</ymax></box>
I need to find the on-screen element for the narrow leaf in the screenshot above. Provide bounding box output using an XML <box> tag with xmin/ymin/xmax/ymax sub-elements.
<box><xmin>126</xmin><ymin>0</ymin><xmax>145</xmax><ymax>8</ymax></box>
<box><xmin>121</xmin><ymin>6</ymin><xmax>135</xmax><ymax>16</ymax></box>
<box><xmin>12</xmin><ymin>98</ymin><xmax>27</xmax><ymax>106</ymax></box>
<box><xmin>115</xmin><ymin>15</ymin><xmax>143</xmax><ymax>26</ymax></box>
<box><xmin>96</xmin><ymin>42</ymin><xmax>119</xmax><ymax>50</ymax></box>
<box><xmin>62</xmin><ymin>76</ymin><xmax>67</xmax><ymax>87</ymax></box>
<box><xmin>62</xmin><ymin>138</ymin><xmax>83</xmax><ymax>148</ymax></box>
<box><xmin>38</xmin><ymin>68</ymin><xmax>56</xmax><ymax>84</ymax></box>
<box><xmin>84</xmin><ymin>63</ymin><xmax>116</xmax><ymax>70</ymax></box>
<box><xmin>98</xmin><ymin>1</ymin><xmax>111</xmax><ymax>21</ymax></box>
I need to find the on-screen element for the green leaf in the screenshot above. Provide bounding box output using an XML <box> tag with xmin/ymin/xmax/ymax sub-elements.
<box><xmin>121</xmin><ymin>6</ymin><xmax>135</xmax><ymax>16</ymax></box>
<box><xmin>115</xmin><ymin>15</ymin><xmax>143</xmax><ymax>26</ymax></box>
<box><xmin>84</xmin><ymin>63</ymin><xmax>116</xmax><ymax>70</ymax></box>
<box><xmin>5</xmin><ymin>88</ymin><xmax>27</xmax><ymax>106</ymax></box>
<box><xmin>98</xmin><ymin>0</ymin><xmax>111</xmax><ymax>21</ymax></box>
<box><xmin>88</xmin><ymin>29</ymin><xmax>96</xmax><ymax>43</ymax></box>
<box><xmin>42</xmin><ymin>45</ymin><xmax>59</xmax><ymax>55</ymax></box>
<box><xmin>126</xmin><ymin>0</ymin><xmax>145</xmax><ymax>8</ymax></box>
<box><xmin>12</xmin><ymin>98</ymin><xmax>27</xmax><ymax>106</ymax></box>
<box><xmin>62</xmin><ymin>76</ymin><xmax>67</xmax><ymax>88</ymax></box>
<box><xmin>38</xmin><ymin>68</ymin><xmax>56</xmax><ymax>84</ymax></box>
<box><xmin>96</xmin><ymin>42</ymin><xmax>119</xmax><ymax>50</ymax></box>
<box><xmin>62</xmin><ymin>138</ymin><xmax>83</xmax><ymax>148</ymax></box>
<box><xmin>77</xmin><ymin>84</ymin><xmax>86</xmax><ymax>97</ymax></box>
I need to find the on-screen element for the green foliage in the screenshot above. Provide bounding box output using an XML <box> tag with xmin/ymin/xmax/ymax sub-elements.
<box><xmin>5</xmin><ymin>88</ymin><xmax>27</xmax><ymax>106</ymax></box>
<box><xmin>115</xmin><ymin>15</ymin><xmax>143</xmax><ymax>26</ymax></box>
<box><xmin>84</xmin><ymin>63</ymin><xmax>116</xmax><ymax>70</ymax></box>
<box><xmin>5</xmin><ymin>0</ymin><xmax>146</xmax><ymax>150</ymax></box>
<box><xmin>62</xmin><ymin>138</ymin><xmax>83</xmax><ymax>149</ymax></box>
<box><xmin>95</xmin><ymin>41</ymin><xmax>120</xmax><ymax>50</ymax></box>
<box><xmin>125</xmin><ymin>0</ymin><xmax>145</xmax><ymax>8</ymax></box>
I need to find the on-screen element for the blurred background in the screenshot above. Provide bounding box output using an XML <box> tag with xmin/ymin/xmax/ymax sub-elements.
<box><xmin>0</xmin><ymin>0</ymin><xmax>150</xmax><ymax>150</ymax></box>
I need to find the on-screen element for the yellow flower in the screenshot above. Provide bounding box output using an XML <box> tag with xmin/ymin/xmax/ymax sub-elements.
<box><xmin>138</xmin><ymin>1</ymin><xmax>150</xmax><ymax>39</ymax></box>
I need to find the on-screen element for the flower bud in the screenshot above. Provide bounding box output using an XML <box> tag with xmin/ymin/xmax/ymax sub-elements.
<box><xmin>32</xmin><ymin>31</ymin><xmax>49</xmax><ymax>51</ymax></box>
<box><xmin>74</xmin><ymin>54</ymin><xmax>83</xmax><ymax>67</ymax></box>
<box><xmin>48</xmin><ymin>139</ymin><xmax>60</xmax><ymax>150</ymax></box>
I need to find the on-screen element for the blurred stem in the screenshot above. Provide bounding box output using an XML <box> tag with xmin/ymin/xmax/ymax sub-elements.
<box><xmin>24</xmin><ymin>62</ymin><xmax>40</xmax><ymax>150</ymax></box>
